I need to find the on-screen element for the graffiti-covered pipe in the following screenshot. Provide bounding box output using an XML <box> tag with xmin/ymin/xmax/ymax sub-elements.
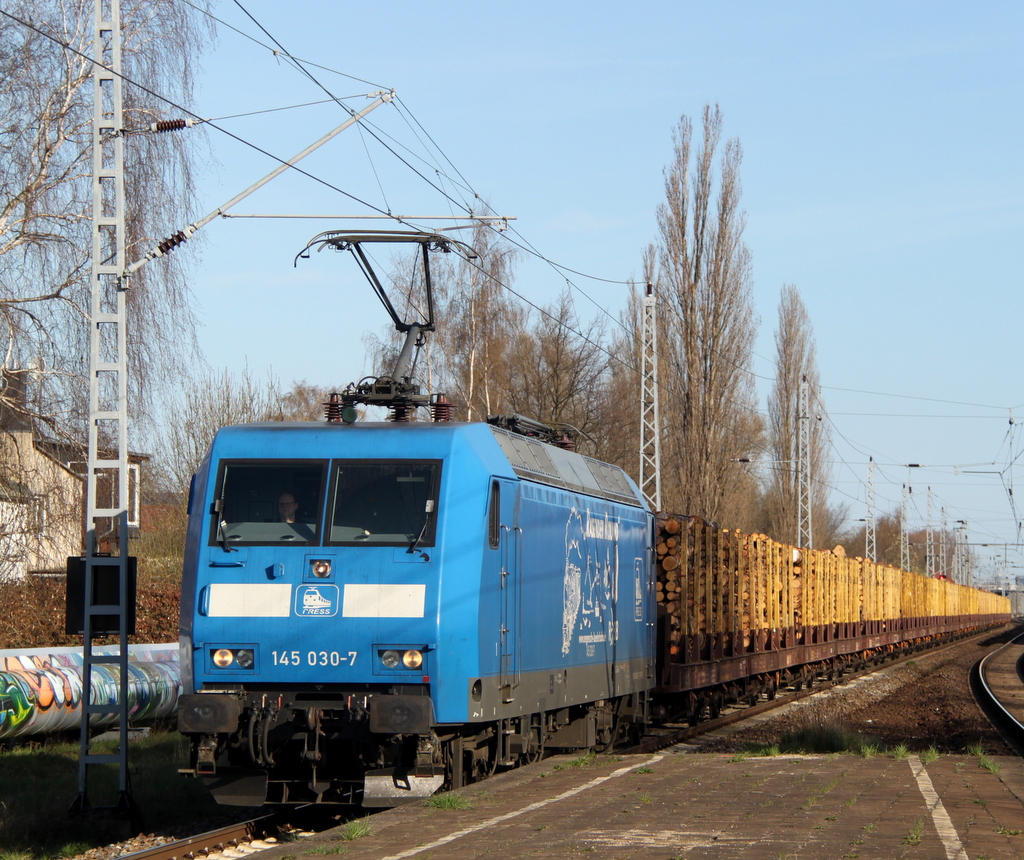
<box><xmin>0</xmin><ymin>643</ymin><xmax>180</xmax><ymax>740</ymax></box>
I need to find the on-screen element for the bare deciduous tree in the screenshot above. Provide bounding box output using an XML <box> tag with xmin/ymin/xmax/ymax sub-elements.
<box><xmin>651</xmin><ymin>105</ymin><xmax>762</xmax><ymax>526</ymax></box>
<box><xmin>589</xmin><ymin>283</ymin><xmax>644</xmax><ymax>474</ymax></box>
<box><xmin>503</xmin><ymin>290</ymin><xmax>607</xmax><ymax>444</ymax></box>
<box><xmin>440</xmin><ymin>225</ymin><xmax>523</xmax><ymax>421</ymax></box>
<box><xmin>762</xmin><ymin>284</ymin><xmax>846</xmax><ymax>546</ymax></box>
<box><xmin>0</xmin><ymin>0</ymin><xmax>211</xmax><ymax>440</ymax></box>
<box><xmin>152</xmin><ymin>370</ymin><xmax>330</xmax><ymax>503</ymax></box>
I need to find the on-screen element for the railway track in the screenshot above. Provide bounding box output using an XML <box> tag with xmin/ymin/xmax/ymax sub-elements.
<box><xmin>101</xmin><ymin>812</ymin><xmax>345</xmax><ymax>860</ymax></box>
<box><xmin>108</xmin><ymin>817</ymin><xmax>281</xmax><ymax>860</ymax></box>
<box><xmin>973</xmin><ymin>626</ymin><xmax>1024</xmax><ymax>756</ymax></box>
<box><xmin>623</xmin><ymin>623</ymin><xmax>1021</xmax><ymax>755</ymax></box>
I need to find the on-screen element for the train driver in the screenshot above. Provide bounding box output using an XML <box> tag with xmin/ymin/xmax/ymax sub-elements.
<box><xmin>278</xmin><ymin>492</ymin><xmax>300</xmax><ymax>523</ymax></box>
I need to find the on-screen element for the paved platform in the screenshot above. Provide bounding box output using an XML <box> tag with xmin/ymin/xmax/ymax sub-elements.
<box><xmin>274</xmin><ymin>749</ymin><xmax>1024</xmax><ymax>860</ymax></box>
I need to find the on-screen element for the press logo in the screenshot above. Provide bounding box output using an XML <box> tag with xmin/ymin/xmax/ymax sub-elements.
<box><xmin>295</xmin><ymin>584</ymin><xmax>339</xmax><ymax>617</ymax></box>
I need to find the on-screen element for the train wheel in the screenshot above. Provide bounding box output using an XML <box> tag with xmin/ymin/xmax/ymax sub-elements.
<box><xmin>522</xmin><ymin>723</ymin><xmax>544</xmax><ymax>764</ymax></box>
<box><xmin>708</xmin><ymin>695</ymin><xmax>722</xmax><ymax>720</ymax></box>
<box><xmin>443</xmin><ymin>736</ymin><xmax>466</xmax><ymax>791</ymax></box>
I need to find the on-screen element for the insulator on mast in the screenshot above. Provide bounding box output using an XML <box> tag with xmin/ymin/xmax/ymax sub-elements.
<box><xmin>155</xmin><ymin>225</ymin><xmax>196</xmax><ymax>256</ymax></box>
<box><xmin>150</xmin><ymin>118</ymin><xmax>199</xmax><ymax>133</ymax></box>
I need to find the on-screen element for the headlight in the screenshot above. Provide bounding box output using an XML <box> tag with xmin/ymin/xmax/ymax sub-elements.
<box><xmin>211</xmin><ymin>648</ymin><xmax>255</xmax><ymax>669</ymax></box>
<box><xmin>379</xmin><ymin>649</ymin><xmax>423</xmax><ymax>670</ymax></box>
<box><xmin>310</xmin><ymin>559</ymin><xmax>332</xmax><ymax>578</ymax></box>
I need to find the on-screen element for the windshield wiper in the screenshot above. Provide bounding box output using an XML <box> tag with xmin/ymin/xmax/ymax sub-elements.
<box><xmin>407</xmin><ymin>519</ymin><xmax>429</xmax><ymax>554</ymax></box>
<box><xmin>217</xmin><ymin>519</ymin><xmax>235</xmax><ymax>552</ymax></box>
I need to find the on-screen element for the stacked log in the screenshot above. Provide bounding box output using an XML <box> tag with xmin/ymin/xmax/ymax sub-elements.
<box><xmin>652</xmin><ymin>511</ymin><xmax>1010</xmax><ymax>659</ymax></box>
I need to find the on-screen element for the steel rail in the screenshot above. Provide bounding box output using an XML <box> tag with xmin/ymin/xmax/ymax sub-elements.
<box><xmin>115</xmin><ymin>815</ymin><xmax>282</xmax><ymax>860</ymax></box>
<box><xmin>972</xmin><ymin>625</ymin><xmax>1024</xmax><ymax>756</ymax></box>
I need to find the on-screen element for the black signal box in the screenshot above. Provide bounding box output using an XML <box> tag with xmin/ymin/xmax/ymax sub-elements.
<box><xmin>65</xmin><ymin>556</ymin><xmax>137</xmax><ymax>637</ymax></box>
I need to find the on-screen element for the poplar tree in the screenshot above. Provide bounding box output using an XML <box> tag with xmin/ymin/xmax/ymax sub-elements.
<box><xmin>763</xmin><ymin>284</ymin><xmax>846</xmax><ymax>546</ymax></box>
<box><xmin>651</xmin><ymin>105</ymin><xmax>762</xmax><ymax>527</ymax></box>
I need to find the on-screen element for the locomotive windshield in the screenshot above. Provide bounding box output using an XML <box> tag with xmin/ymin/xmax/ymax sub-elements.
<box><xmin>211</xmin><ymin>460</ymin><xmax>326</xmax><ymax>546</ymax></box>
<box><xmin>327</xmin><ymin>460</ymin><xmax>441</xmax><ymax>547</ymax></box>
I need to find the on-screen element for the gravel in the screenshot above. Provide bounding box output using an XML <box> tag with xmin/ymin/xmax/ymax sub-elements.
<box><xmin>692</xmin><ymin>625</ymin><xmax>1020</xmax><ymax>756</ymax></box>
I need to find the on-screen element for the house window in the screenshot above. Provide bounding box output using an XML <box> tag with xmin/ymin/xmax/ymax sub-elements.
<box><xmin>28</xmin><ymin>496</ymin><xmax>46</xmax><ymax>536</ymax></box>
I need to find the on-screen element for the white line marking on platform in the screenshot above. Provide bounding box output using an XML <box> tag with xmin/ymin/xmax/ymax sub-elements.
<box><xmin>909</xmin><ymin>755</ymin><xmax>968</xmax><ymax>860</ymax></box>
<box><xmin>378</xmin><ymin>754</ymin><xmax>666</xmax><ymax>860</ymax></box>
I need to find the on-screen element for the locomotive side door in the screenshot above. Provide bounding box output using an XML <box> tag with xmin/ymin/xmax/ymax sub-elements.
<box><xmin>490</xmin><ymin>478</ymin><xmax>521</xmax><ymax>702</ymax></box>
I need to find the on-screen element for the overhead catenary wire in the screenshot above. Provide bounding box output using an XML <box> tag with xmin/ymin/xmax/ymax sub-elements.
<box><xmin>8</xmin><ymin>6</ymin><xmax>1020</xmax><ymax>566</ymax></box>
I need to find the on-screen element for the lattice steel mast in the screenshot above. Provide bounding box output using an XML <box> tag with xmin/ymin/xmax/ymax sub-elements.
<box><xmin>926</xmin><ymin>487</ymin><xmax>936</xmax><ymax>577</ymax></box>
<box><xmin>796</xmin><ymin>375</ymin><xmax>812</xmax><ymax>548</ymax></box>
<box><xmin>638</xmin><ymin>283</ymin><xmax>661</xmax><ymax>511</ymax></box>
<box><xmin>72</xmin><ymin>0</ymin><xmax>134</xmax><ymax>819</ymax></box>
<box><xmin>70</xmin><ymin>13</ymin><xmax>394</xmax><ymax>819</ymax></box>
<box><xmin>900</xmin><ymin>484</ymin><xmax>911</xmax><ymax>572</ymax></box>
<box><xmin>865</xmin><ymin>457</ymin><xmax>876</xmax><ymax>561</ymax></box>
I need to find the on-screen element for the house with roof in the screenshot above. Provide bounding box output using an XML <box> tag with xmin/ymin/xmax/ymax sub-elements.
<box><xmin>0</xmin><ymin>371</ymin><xmax>144</xmax><ymax>581</ymax></box>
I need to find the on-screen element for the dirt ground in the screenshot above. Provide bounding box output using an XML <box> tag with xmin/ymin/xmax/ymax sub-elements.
<box><xmin>696</xmin><ymin>625</ymin><xmax>1021</xmax><ymax>756</ymax></box>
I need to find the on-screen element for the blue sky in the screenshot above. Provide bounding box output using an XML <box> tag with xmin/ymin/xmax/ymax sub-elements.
<box><xmin>176</xmin><ymin>1</ymin><xmax>1023</xmax><ymax>582</ymax></box>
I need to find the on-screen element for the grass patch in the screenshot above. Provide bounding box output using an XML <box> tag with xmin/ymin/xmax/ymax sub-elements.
<box><xmin>920</xmin><ymin>746</ymin><xmax>940</xmax><ymax>764</ymax></box>
<box><xmin>335</xmin><ymin>819</ymin><xmax>372</xmax><ymax>841</ymax></box>
<box><xmin>633</xmin><ymin>765</ymin><xmax>654</xmax><ymax>774</ymax></box>
<box><xmin>997</xmin><ymin>826</ymin><xmax>1021</xmax><ymax>836</ymax></box>
<box><xmin>967</xmin><ymin>743</ymin><xmax>1001</xmax><ymax>773</ymax></box>
<box><xmin>736</xmin><ymin>742</ymin><xmax>781</xmax><ymax>757</ymax></box>
<box><xmin>771</xmin><ymin>725</ymin><xmax>883</xmax><ymax>756</ymax></box>
<box><xmin>889</xmin><ymin>743</ymin><xmax>909</xmax><ymax>761</ymax></box>
<box><xmin>903</xmin><ymin>817</ymin><xmax>924</xmax><ymax>845</ymax></box>
<box><xmin>0</xmin><ymin>730</ymin><xmax>239</xmax><ymax>859</ymax></box>
<box><xmin>424</xmin><ymin>792</ymin><xmax>472</xmax><ymax>810</ymax></box>
<box><xmin>552</xmin><ymin>752</ymin><xmax>599</xmax><ymax>770</ymax></box>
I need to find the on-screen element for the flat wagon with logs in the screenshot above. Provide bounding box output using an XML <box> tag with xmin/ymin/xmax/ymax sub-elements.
<box><xmin>653</xmin><ymin>513</ymin><xmax>1009</xmax><ymax>723</ymax></box>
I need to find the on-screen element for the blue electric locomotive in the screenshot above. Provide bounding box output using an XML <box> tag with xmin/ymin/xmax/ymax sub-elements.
<box><xmin>177</xmin><ymin>417</ymin><xmax>656</xmax><ymax>806</ymax></box>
